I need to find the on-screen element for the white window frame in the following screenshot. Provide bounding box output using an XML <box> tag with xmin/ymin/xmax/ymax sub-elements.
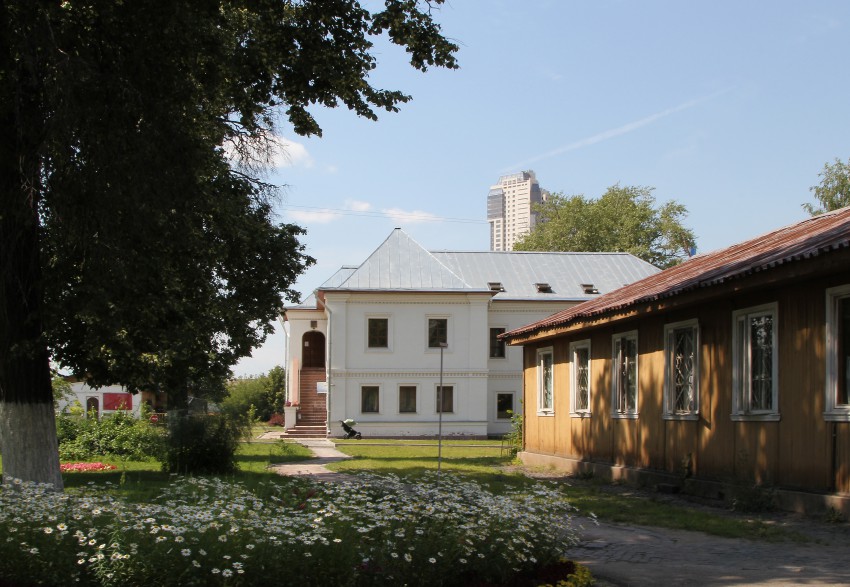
<box><xmin>569</xmin><ymin>340</ymin><xmax>591</xmax><ymax>417</ymax></box>
<box><xmin>436</xmin><ymin>384</ymin><xmax>454</xmax><ymax>414</ymax></box>
<box><xmin>398</xmin><ymin>384</ymin><xmax>418</xmax><ymax>414</ymax></box>
<box><xmin>489</xmin><ymin>326</ymin><xmax>507</xmax><ymax>359</ymax></box>
<box><xmin>612</xmin><ymin>331</ymin><xmax>639</xmax><ymax>419</ymax></box>
<box><xmin>732</xmin><ymin>303</ymin><xmax>779</xmax><ymax>421</ymax></box>
<box><xmin>663</xmin><ymin>319</ymin><xmax>700</xmax><ymax>420</ymax></box>
<box><xmin>426</xmin><ymin>315</ymin><xmax>451</xmax><ymax>351</ymax></box>
<box><xmin>360</xmin><ymin>385</ymin><xmax>380</xmax><ymax>414</ymax></box>
<box><xmin>825</xmin><ymin>285</ymin><xmax>850</xmax><ymax>421</ymax></box>
<box><xmin>537</xmin><ymin>347</ymin><xmax>554</xmax><ymax>416</ymax></box>
<box><xmin>495</xmin><ymin>391</ymin><xmax>515</xmax><ymax>420</ymax></box>
<box><xmin>365</xmin><ymin>314</ymin><xmax>392</xmax><ymax>352</ymax></box>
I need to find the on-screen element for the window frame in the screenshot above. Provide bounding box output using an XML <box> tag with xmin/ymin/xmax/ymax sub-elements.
<box><xmin>427</xmin><ymin>316</ymin><xmax>450</xmax><ymax>350</ymax></box>
<box><xmin>489</xmin><ymin>327</ymin><xmax>507</xmax><ymax>359</ymax></box>
<box><xmin>611</xmin><ymin>331</ymin><xmax>639</xmax><ymax>419</ymax></box>
<box><xmin>569</xmin><ymin>340</ymin><xmax>591</xmax><ymax>417</ymax></box>
<box><xmin>536</xmin><ymin>347</ymin><xmax>554</xmax><ymax>416</ymax></box>
<box><xmin>366</xmin><ymin>315</ymin><xmax>391</xmax><ymax>351</ymax></box>
<box><xmin>825</xmin><ymin>285</ymin><xmax>850</xmax><ymax>421</ymax></box>
<box><xmin>496</xmin><ymin>392</ymin><xmax>515</xmax><ymax>420</ymax></box>
<box><xmin>436</xmin><ymin>384</ymin><xmax>454</xmax><ymax>414</ymax></box>
<box><xmin>663</xmin><ymin>319</ymin><xmax>700</xmax><ymax>420</ymax></box>
<box><xmin>732</xmin><ymin>303</ymin><xmax>779</xmax><ymax>421</ymax></box>
<box><xmin>360</xmin><ymin>385</ymin><xmax>380</xmax><ymax>414</ymax></box>
<box><xmin>398</xmin><ymin>385</ymin><xmax>418</xmax><ymax>414</ymax></box>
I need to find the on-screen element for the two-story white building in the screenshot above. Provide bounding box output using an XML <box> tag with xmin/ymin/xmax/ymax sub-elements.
<box><xmin>282</xmin><ymin>229</ymin><xmax>659</xmax><ymax>438</ymax></box>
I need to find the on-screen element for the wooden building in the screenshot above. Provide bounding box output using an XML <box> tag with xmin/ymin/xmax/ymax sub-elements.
<box><xmin>503</xmin><ymin>208</ymin><xmax>850</xmax><ymax>514</ymax></box>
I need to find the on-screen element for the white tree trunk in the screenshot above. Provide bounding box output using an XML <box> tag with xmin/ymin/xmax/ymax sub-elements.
<box><xmin>0</xmin><ymin>401</ymin><xmax>64</xmax><ymax>490</ymax></box>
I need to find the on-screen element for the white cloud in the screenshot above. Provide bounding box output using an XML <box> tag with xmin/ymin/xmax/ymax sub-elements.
<box><xmin>346</xmin><ymin>199</ymin><xmax>372</xmax><ymax>212</ymax></box>
<box><xmin>503</xmin><ymin>88</ymin><xmax>734</xmax><ymax>171</ymax></box>
<box><xmin>381</xmin><ymin>207</ymin><xmax>440</xmax><ymax>224</ymax></box>
<box><xmin>287</xmin><ymin>209</ymin><xmax>339</xmax><ymax>224</ymax></box>
<box><xmin>270</xmin><ymin>136</ymin><xmax>314</xmax><ymax>169</ymax></box>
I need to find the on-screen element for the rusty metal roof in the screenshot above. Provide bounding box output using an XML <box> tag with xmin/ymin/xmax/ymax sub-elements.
<box><xmin>504</xmin><ymin>206</ymin><xmax>850</xmax><ymax>341</ymax></box>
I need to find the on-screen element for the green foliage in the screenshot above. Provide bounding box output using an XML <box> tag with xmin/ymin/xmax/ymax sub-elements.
<box><xmin>2</xmin><ymin>0</ymin><xmax>458</xmax><ymax>483</ymax></box>
<box><xmin>515</xmin><ymin>184</ymin><xmax>697</xmax><ymax>268</ymax></box>
<box><xmin>222</xmin><ymin>367</ymin><xmax>286</xmax><ymax>422</ymax></box>
<box><xmin>162</xmin><ymin>414</ymin><xmax>243</xmax><ymax>475</ymax></box>
<box><xmin>51</xmin><ymin>373</ymin><xmax>73</xmax><ymax>408</ymax></box>
<box><xmin>57</xmin><ymin>411</ymin><xmax>166</xmax><ymax>461</ymax></box>
<box><xmin>0</xmin><ymin>473</ymin><xmax>579</xmax><ymax>586</ymax></box>
<box><xmin>504</xmin><ymin>409</ymin><xmax>523</xmax><ymax>455</ymax></box>
<box><xmin>804</xmin><ymin>157</ymin><xmax>850</xmax><ymax>215</ymax></box>
<box><xmin>730</xmin><ymin>484</ymin><xmax>777</xmax><ymax>513</ymax></box>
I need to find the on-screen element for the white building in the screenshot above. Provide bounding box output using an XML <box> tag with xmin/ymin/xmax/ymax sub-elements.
<box><xmin>281</xmin><ymin>229</ymin><xmax>659</xmax><ymax>438</ymax></box>
<box><xmin>487</xmin><ymin>171</ymin><xmax>547</xmax><ymax>252</ymax></box>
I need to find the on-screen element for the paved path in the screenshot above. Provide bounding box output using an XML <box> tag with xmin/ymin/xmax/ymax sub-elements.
<box><xmin>264</xmin><ymin>436</ymin><xmax>850</xmax><ymax>586</ymax></box>
<box><xmin>569</xmin><ymin>518</ymin><xmax>850</xmax><ymax>586</ymax></box>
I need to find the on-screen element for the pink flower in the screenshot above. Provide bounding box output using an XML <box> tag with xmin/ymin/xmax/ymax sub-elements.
<box><xmin>60</xmin><ymin>462</ymin><xmax>117</xmax><ymax>472</ymax></box>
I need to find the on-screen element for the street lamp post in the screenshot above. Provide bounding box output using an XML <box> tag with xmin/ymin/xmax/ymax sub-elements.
<box><xmin>437</xmin><ymin>341</ymin><xmax>447</xmax><ymax>475</ymax></box>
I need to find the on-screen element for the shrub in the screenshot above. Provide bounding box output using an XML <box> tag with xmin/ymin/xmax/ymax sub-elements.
<box><xmin>57</xmin><ymin>411</ymin><xmax>166</xmax><ymax>462</ymax></box>
<box><xmin>162</xmin><ymin>413</ymin><xmax>242</xmax><ymax>475</ymax></box>
<box><xmin>267</xmin><ymin>412</ymin><xmax>285</xmax><ymax>427</ymax></box>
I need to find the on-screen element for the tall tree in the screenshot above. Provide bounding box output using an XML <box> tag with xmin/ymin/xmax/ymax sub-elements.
<box><xmin>1</xmin><ymin>1</ymin><xmax>458</xmax><ymax>487</ymax></box>
<box><xmin>803</xmin><ymin>158</ymin><xmax>850</xmax><ymax>216</ymax></box>
<box><xmin>514</xmin><ymin>184</ymin><xmax>696</xmax><ymax>269</ymax></box>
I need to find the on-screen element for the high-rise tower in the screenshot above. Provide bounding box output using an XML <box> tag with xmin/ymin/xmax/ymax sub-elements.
<box><xmin>487</xmin><ymin>171</ymin><xmax>546</xmax><ymax>251</ymax></box>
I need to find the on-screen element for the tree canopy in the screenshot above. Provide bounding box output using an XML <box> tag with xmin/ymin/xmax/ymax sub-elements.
<box><xmin>1</xmin><ymin>0</ymin><xmax>458</xmax><ymax>485</ymax></box>
<box><xmin>514</xmin><ymin>184</ymin><xmax>697</xmax><ymax>269</ymax></box>
<box><xmin>803</xmin><ymin>158</ymin><xmax>850</xmax><ymax>216</ymax></box>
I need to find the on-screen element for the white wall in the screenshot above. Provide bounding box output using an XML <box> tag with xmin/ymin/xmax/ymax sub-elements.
<box><xmin>58</xmin><ymin>382</ymin><xmax>140</xmax><ymax>418</ymax></box>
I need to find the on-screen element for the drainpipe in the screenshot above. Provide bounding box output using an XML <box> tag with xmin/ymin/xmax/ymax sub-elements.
<box><xmin>324</xmin><ymin>302</ymin><xmax>333</xmax><ymax>438</ymax></box>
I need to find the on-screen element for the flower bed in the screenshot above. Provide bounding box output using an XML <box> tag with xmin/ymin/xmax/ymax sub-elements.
<box><xmin>59</xmin><ymin>463</ymin><xmax>117</xmax><ymax>473</ymax></box>
<box><xmin>0</xmin><ymin>472</ymin><xmax>582</xmax><ymax>586</ymax></box>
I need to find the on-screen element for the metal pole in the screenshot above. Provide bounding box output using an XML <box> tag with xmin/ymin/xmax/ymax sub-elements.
<box><xmin>437</xmin><ymin>342</ymin><xmax>446</xmax><ymax>475</ymax></box>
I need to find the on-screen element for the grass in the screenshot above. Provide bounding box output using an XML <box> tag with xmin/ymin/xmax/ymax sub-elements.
<box><xmin>328</xmin><ymin>441</ymin><xmax>808</xmax><ymax>543</ymax></box>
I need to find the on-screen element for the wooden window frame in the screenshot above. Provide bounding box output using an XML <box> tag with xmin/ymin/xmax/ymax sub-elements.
<box><xmin>732</xmin><ymin>303</ymin><xmax>779</xmax><ymax>421</ymax></box>
<box><xmin>663</xmin><ymin>320</ymin><xmax>700</xmax><ymax>420</ymax></box>
<box><xmin>569</xmin><ymin>340</ymin><xmax>591</xmax><ymax>417</ymax></box>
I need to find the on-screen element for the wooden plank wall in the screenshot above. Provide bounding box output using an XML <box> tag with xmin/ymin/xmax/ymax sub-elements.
<box><xmin>522</xmin><ymin>267</ymin><xmax>850</xmax><ymax>494</ymax></box>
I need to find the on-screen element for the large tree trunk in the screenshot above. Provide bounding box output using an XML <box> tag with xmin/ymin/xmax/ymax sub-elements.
<box><xmin>0</xmin><ymin>5</ymin><xmax>64</xmax><ymax>489</ymax></box>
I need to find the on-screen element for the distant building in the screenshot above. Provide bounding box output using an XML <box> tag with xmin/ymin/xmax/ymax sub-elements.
<box><xmin>487</xmin><ymin>171</ymin><xmax>548</xmax><ymax>251</ymax></box>
<box><xmin>281</xmin><ymin>228</ymin><xmax>659</xmax><ymax>439</ymax></box>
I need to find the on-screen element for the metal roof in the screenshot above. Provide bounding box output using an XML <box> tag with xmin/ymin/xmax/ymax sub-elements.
<box><xmin>432</xmin><ymin>251</ymin><xmax>659</xmax><ymax>301</ymax></box>
<box><xmin>504</xmin><ymin>206</ymin><xmax>850</xmax><ymax>341</ymax></box>
<box><xmin>315</xmin><ymin>228</ymin><xmax>659</xmax><ymax>301</ymax></box>
<box><xmin>324</xmin><ymin>229</ymin><xmax>476</xmax><ymax>292</ymax></box>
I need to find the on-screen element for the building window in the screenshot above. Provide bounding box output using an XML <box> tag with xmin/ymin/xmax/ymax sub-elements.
<box><xmin>361</xmin><ymin>386</ymin><xmax>379</xmax><ymax>413</ymax></box>
<box><xmin>399</xmin><ymin>385</ymin><xmax>417</xmax><ymax>413</ymax></box>
<box><xmin>436</xmin><ymin>385</ymin><xmax>454</xmax><ymax>413</ymax></box>
<box><xmin>428</xmin><ymin>318</ymin><xmax>448</xmax><ymax>348</ymax></box>
<box><xmin>826</xmin><ymin>286</ymin><xmax>850</xmax><ymax>420</ymax></box>
<box><xmin>664</xmin><ymin>320</ymin><xmax>699</xmax><ymax>419</ymax></box>
<box><xmin>569</xmin><ymin>340</ymin><xmax>591</xmax><ymax>416</ymax></box>
<box><xmin>496</xmin><ymin>392</ymin><xmax>514</xmax><ymax>420</ymax></box>
<box><xmin>612</xmin><ymin>332</ymin><xmax>638</xmax><ymax>417</ymax></box>
<box><xmin>537</xmin><ymin>347</ymin><xmax>554</xmax><ymax>415</ymax></box>
<box><xmin>367</xmin><ymin>317</ymin><xmax>389</xmax><ymax>348</ymax></box>
<box><xmin>732</xmin><ymin>304</ymin><xmax>779</xmax><ymax>420</ymax></box>
<box><xmin>490</xmin><ymin>327</ymin><xmax>506</xmax><ymax>358</ymax></box>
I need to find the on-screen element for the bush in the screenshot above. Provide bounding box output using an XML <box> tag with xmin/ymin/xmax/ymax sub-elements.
<box><xmin>162</xmin><ymin>413</ymin><xmax>242</xmax><ymax>475</ymax></box>
<box><xmin>57</xmin><ymin>411</ymin><xmax>166</xmax><ymax>462</ymax></box>
<box><xmin>222</xmin><ymin>366</ymin><xmax>286</xmax><ymax>422</ymax></box>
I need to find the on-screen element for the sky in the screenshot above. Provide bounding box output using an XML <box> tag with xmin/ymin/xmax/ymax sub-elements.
<box><xmin>234</xmin><ymin>0</ymin><xmax>850</xmax><ymax>376</ymax></box>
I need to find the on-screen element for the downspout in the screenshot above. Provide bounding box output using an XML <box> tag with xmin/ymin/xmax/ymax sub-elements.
<box><xmin>324</xmin><ymin>301</ymin><xmax>333</xmax><ymax>438</ymax></box>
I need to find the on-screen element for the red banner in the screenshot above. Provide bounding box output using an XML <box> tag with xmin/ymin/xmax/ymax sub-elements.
<box><xmin>103</xmin><ymin>393</ymin><xmax>132</xmax><ymax>411</ymax></box>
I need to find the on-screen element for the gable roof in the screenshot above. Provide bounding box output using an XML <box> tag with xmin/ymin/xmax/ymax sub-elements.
<box><xmin>504</xmin><ymin>206</ymin><xmax>850</xmax><ymax>342</ymax></box>
<box><xmin>325</xmin><ymin>228</ymin><xmax>474</xmax><ymax>292</ymax></box>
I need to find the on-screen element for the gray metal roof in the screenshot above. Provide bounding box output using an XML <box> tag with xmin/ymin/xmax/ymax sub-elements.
<box><xmin>325</xmin><ymin>229</ymin><xmax>477</xmax><ymax>291</ymax></box>
<box><xmin>315</xmin><ymin>228</ymin><xmax>659</xmax><ymax>301</ymax></box>
<box><xmin>287</xmin><ymin>266</ymin><xmax>359</xmax><ymax>309</ymax></box>
<box><xmin>433</xmin><ymin>251</ymin><xmax>660</xmax><ymax>300</ymax></box>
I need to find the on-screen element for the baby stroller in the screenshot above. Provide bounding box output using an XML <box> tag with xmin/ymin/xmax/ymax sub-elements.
<box><xmin>340</xmin><ymin>418</ymin><xmax>362</xmax><ymax>440</ymax></box>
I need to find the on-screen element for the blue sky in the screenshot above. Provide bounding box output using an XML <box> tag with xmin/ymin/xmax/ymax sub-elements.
<box><xmin>235</xmin><ymin>0</ymin><xmax>850</xmax><ymax>376</ymax></box>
